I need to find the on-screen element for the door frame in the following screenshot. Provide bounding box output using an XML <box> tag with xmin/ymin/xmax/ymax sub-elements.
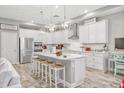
<box><xmin>0</xmin><ymin>30</ymin><xmax>19</xmax><ymax>64</ymax></box>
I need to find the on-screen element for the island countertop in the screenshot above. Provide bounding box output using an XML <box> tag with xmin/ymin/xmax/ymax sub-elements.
<box><xmin>34</xmin><ymin>52</ymin><xmax>86</xmax><ymax>88</ymax></box>
<box><xmin>34</xmin><ymin>52</ymin><xmax>86</xmax><ymax>61</ymax></box>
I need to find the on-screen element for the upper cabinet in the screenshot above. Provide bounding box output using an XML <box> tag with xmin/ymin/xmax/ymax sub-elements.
<box><xmin>79</xmin><ymin>20</ymin><xmax>108</xmax><ymax>43</ymax></box>
<box><xmin>79</xmin><ymin>25</ymin><xmax>89</xmax><ymax>43</ymax></box>
<box><xmin>42</xmin><ymin>30</ymin><xmax>68</xmax><ymax>44</ymax></box>
<box><xmin>52</xmin><ymin>30</ymin><xmax>68</xmax><ymax>44</ymax></box>
<box><xmin>95</xmin><ymin>20</ymin><xmax>108</xmax><ymax>43</ymax></box>
<box><xmin>89</xmin><ymin>23</ymin><xmax>97</xmax><ymax>43</ymax></box>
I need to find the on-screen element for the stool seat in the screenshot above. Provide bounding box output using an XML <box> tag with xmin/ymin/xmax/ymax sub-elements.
<box><xmin>47</xmin><ymin>61</ymin><xmax>54</xmax><ymax>65</ymax></box>
<box><xmin>38</xmin><ymin>60</ymin><xmax>46</xmax><ymax>64</ymax></box>
<box><xmin>32</xmin><ymin>55</ymin><xmax>39</xmax><ymax>59</ymax></box>
<box><xmin>41</xmin><ymin>61</ymin><xmax>48</xmax><ymax>64</ymax></box>
<box><xmin>41</xmin><ymin>59</ymin><xmax>46</xmax><ymax>61</ymax></box>
<box><xmin>50</xmin><ymin>64</ymin><xmax>64</xmax><ymax>70</ymax></box>
<box><xmin>32</xmin><ymin>58</ymin><xmax>40</xmax><ymax>61</ymax></box>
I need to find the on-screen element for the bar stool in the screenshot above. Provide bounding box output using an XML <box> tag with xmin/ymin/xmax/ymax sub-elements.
<box><xmin>32</xmin><ymin>57</ymin><xmax>41</xmax><ymax>77</ymax></box>
<box><xmin>46</xmin><ymin>61</ymin><xmax>54</xmax><ymax>82</ymax></box>
<box><xmin>32</xmin><ymin>56</ymin><xmax>45</xmax><ymax>78</ymax></box>
<box><xmin>41</xmin><ymin>61</ymin><xmax>54</xmax><ymax>83</ymax></box>
<box><xmin>41</xmin><ymin>61</ymin><xmax>48</xmax><ymax>83</ymax></box>
<box><xmin>37</xmin><ymin>60</ymin><xmax>45</xmax><ymax>78</ymax></box>
<box><xmin>49</xmin><ymin>64</ymin><xmax>65</xmax><ymax>88</ymax></box>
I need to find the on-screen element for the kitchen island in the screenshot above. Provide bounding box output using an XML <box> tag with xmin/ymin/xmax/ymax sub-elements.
<box><xmin>35</xmin><ymin>53</ymin><xmax>86</xmax><ymax>88</ymax></box>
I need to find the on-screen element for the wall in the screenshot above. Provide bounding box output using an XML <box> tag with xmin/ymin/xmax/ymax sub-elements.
<box><xmin>97</xmin><ymin>11</ymin><xmax>124</xmax><ymax>53</ymax></box>
<box><xmin>19</xmin><ymin>29</ymin><xmax>45</xmax><ymax>42</ymax></box>
<box><xmin>78</xmin><ymin>11</ymin><xmax>124</xmax><ymax>53</ymax></box>
<box><xmin>0</xmin><ymin>18</ymin><xmax>20</xmax><ymax>25</ymax></box>
<box><xmin>66</xmin><ymin>40</ymin><xmax>82</xmax><ymax>51</ymax></box>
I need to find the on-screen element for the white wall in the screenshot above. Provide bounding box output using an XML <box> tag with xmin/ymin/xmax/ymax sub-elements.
<box><xmin>65</xmin><ymin>38</ymin><xmax>82</xmax><ymax>51</ymax></box>
<box><xmin>19</xmin><ymin>29</ymin><xmax>45</xmax><ymax>42</ymax></box>
<box><xmin>78</xmin><ymin>11</ymin><xmax>124</xmax><ymax>53</ymax></box>
<box><xmin>98</xmin><ymin>11</ymin><xmax>124</xmax><ymax>52</ymax></box>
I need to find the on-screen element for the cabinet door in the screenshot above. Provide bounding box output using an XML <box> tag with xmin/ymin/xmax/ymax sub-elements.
<box><xmin>58</xmin><ymin>31</ymin><xmax>66</xmax><ymax>43</ymax></box>
<box><xmin>86</xmin><ymin>56</ymin><xmax>94</xmax><ymax>68</ymax></box>
<box><xmin>94</xmin><ymin>57</ymin><xmax>104</xmax><ymax>70</ymax></box>
<box><xmin>52</xmin><ymin>31</ymin><xmax>66</xmax><ymax>44</ymax></box>
<box><xmin>79</xmin><ymin>25</ymin><xmax>89</xmax><ymax>43</ymax></box>
<box><xmin>89</xmin><ymin>23</ymin><xmax>97</xmax><ymax>43</ymax></box>
<box><xmin>96</xmin><ymin>20</ymin><xmax>107</xmax><ymax>43</ymax></box>
<box><xmin>52</xmin><ymin>32</ymin><xmax>57</xmax><ymax>44</ymax></box>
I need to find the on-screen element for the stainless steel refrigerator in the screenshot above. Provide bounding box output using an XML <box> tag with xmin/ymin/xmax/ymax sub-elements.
<box><xmin>19</xmin><ymin>38</ymin><xmax>33</xmax><ymax>64</ymax></box>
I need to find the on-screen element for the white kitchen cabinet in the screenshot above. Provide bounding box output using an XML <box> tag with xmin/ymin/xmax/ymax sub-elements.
<box><xmin>52</xmin><ymin>31</ymin><xmax>61</xmax><ymax>44</ymax></box>
<box><xmin>20</xmin><ymin>29</ymin><xmax>42</xmax><ymax>41</ymax></box>
<box><xmin>93</xmin><ymin>56</ymin><xmax>104</xmax><ymax>70</ymax></box>
<box><xmin>79</xmin><ymin>25</ymin><xmax>89</xmax><ymax>43</ymax></box>
<box><xmin>89</xmin><ymin>23</ymin><xmax>97</xmax><ymax>43</ymax></box>
<box><xmin>44</xmin><ymin>30</ymin><xmax>68</xmax><ymax>44</ymax></box>
<box><xmin>95</xmin><ymin>20</ymin><xmax>108</xmax><ymax>43</ymax></box>
<box><xmin>40</xmin><ymin>30</ymin><xmax>68</xmax><ymax>44</ymax></box>
<box><xmin>20</xmin><ymin>29</ymin><xmax>61</xmax><ymax>44</ymax></box>
<box><xmin>79</xmin><ymin>20</ymin><xmax>108</xmax><ymax>43</ymax></box>
<box><xmin>86</xmin><ymin>53</ymin><xmax>105</xmax><ymax>71</ymax></box>
<box><xmin>86</xmin><ymin>56</ymin><xmax>94</xmax><ymax>68</ymax></box>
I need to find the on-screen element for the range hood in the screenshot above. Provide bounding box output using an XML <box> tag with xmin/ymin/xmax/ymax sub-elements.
<box><xmin>68</xmin><ymin>23</ymin><xmax>79</xmax><ymax>40</ymax></box>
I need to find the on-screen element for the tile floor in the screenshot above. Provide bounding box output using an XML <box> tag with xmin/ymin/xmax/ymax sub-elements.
<box><xmin>13</xmin><ymin>63</ymin><xmax>123</xmax><ymax>88</ymax></box>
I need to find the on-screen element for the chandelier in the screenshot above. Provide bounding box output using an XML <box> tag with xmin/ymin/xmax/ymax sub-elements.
<box><xmin>47</xmin><ymin>5</ymin><xmax>71</xmax><ymax>32</ymax></box>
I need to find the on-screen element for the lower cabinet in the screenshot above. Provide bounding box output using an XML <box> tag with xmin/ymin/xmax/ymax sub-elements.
<box><xmin>86</xmin><ymin>54</ymin><xmax>105</xmax><ymax>70</ymax></box>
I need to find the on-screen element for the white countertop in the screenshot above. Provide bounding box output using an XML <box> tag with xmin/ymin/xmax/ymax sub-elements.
<box><xmin>34</xmin><ymin>52</ymin><xmax>86</xmax><ymax>60</ymax></box>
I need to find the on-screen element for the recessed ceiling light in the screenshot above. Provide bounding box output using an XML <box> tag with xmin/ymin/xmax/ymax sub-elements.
<box><xmin>55</xmin><ymin>5</ymin><xmax>59</xmax><ymax>9</ymax></box>
<box><xmin>31</xmin><ymin>20</ymin><xmax>34</xmax><ymax>23</ymax></box>
<box><xmin>84</xmin><ymin>10</ymin><xmax>88</xmax><ymax>13</ymax></box>
<box><xmin>40</xmin><ymin>11</ymin><xmax>43</xmax><ymax>14</ymax></box>
<box><xmin>53</xmin><ymin>14</ymin><xmax>60</xmax><ymax>17</ymax></box>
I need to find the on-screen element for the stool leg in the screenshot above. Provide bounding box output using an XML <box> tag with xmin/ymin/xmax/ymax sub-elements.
<box><xmin>40</xmin><ymin>63</ymin><xmax>42</xmax><ymax>79</ymax></box>
<box><xmin>32</xmin><ymin>61</ymin><xmax>34</xmax><ymax>75</ymax></box>
<box><xmin>42</xmin><ymin>65</ymin><xmax>44</xmax><ymax>81</ymax></box>
<box><xmin>49</xmin><ymin>67</ymin><xmax>51</xmax><ymax>87</ymax></box>
<box><xmin>114</xmin><ymin>68</ymin><xmax>117</xmax><ymax>80</ymax></box>
<box><xmin>38</xmin><ymin>63</ymin><xmax>41</xmax><ymax>78</ymax></box>
<box><xmin>33</xmin><ymin>61</ymin><xmax>35</xmax><ymax>75</ymax></box>
<box><xmin>37</xmin><ymin>62</ymin><xmax>39</xmax><ymax>77</ymax></box>
<box><xmin>36</xmin><ymin>62</ymin><xmax>38</xmax><ymax>77</ymax></box>
<box><xmin>34</xmin><ymin>62</ymin><xmax>36</xmax><ymax>76</ymax></box>
<box><xmin>55</xmin><ymin>70</ymin><xmax>57</xmax><ymax>88</ymax></box>
<box><xmin>63</xmin><ymin>68</ymin><xmax>65</xmax><ymax>88</ymax></box>
<box><xmin>45</xmin><ymin>65</ymin><xmax>47</xmax><ymax>83</ymax></box>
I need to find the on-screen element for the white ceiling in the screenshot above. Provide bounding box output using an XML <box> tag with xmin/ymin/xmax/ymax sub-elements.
<box><xmin>0</xmin><ymin>5</ymin><xmax>105</xmax><ymax>25</ymax></box>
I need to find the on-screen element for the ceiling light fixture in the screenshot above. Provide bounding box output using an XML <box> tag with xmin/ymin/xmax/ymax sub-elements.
<box><xmin>84</xmin><ymin>10</ymin><xmax>88</xmax><ymax>13</ymax></box>
<box><xmin>31</xmin><ymin>20</ymin><xmax>34</xmax><ymax>23</ymax></box>
<box><xmin>40</xmin><ymin>10</ymin><xmax>43</xmax><ymax>14</ymax></box>
<box><xmin>47</xmin><ymin>5</ymin><xmax>69</xmax><ymax>32</ymax></box>
<box><xmin>55</xmin><ymin>5</ymin><xmax>59</xmax><ymax>9</ymax></box>
<box><xmin>53</xmin><ymin>14</ymin><xmax>60</xmax><ymax>17</ymax></box>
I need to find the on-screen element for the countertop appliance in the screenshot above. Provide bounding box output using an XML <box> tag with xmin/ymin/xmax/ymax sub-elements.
<box><xmin>19</xmin><ymin>38</ymin><xmax>33</xmax><ymax>64</ymax></box>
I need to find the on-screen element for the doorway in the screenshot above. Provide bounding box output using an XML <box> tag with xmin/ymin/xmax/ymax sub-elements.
<box><xmin>0</xmin><ymin>31</ymin><xmax>19</xmax><ymax>64</ymax></box>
